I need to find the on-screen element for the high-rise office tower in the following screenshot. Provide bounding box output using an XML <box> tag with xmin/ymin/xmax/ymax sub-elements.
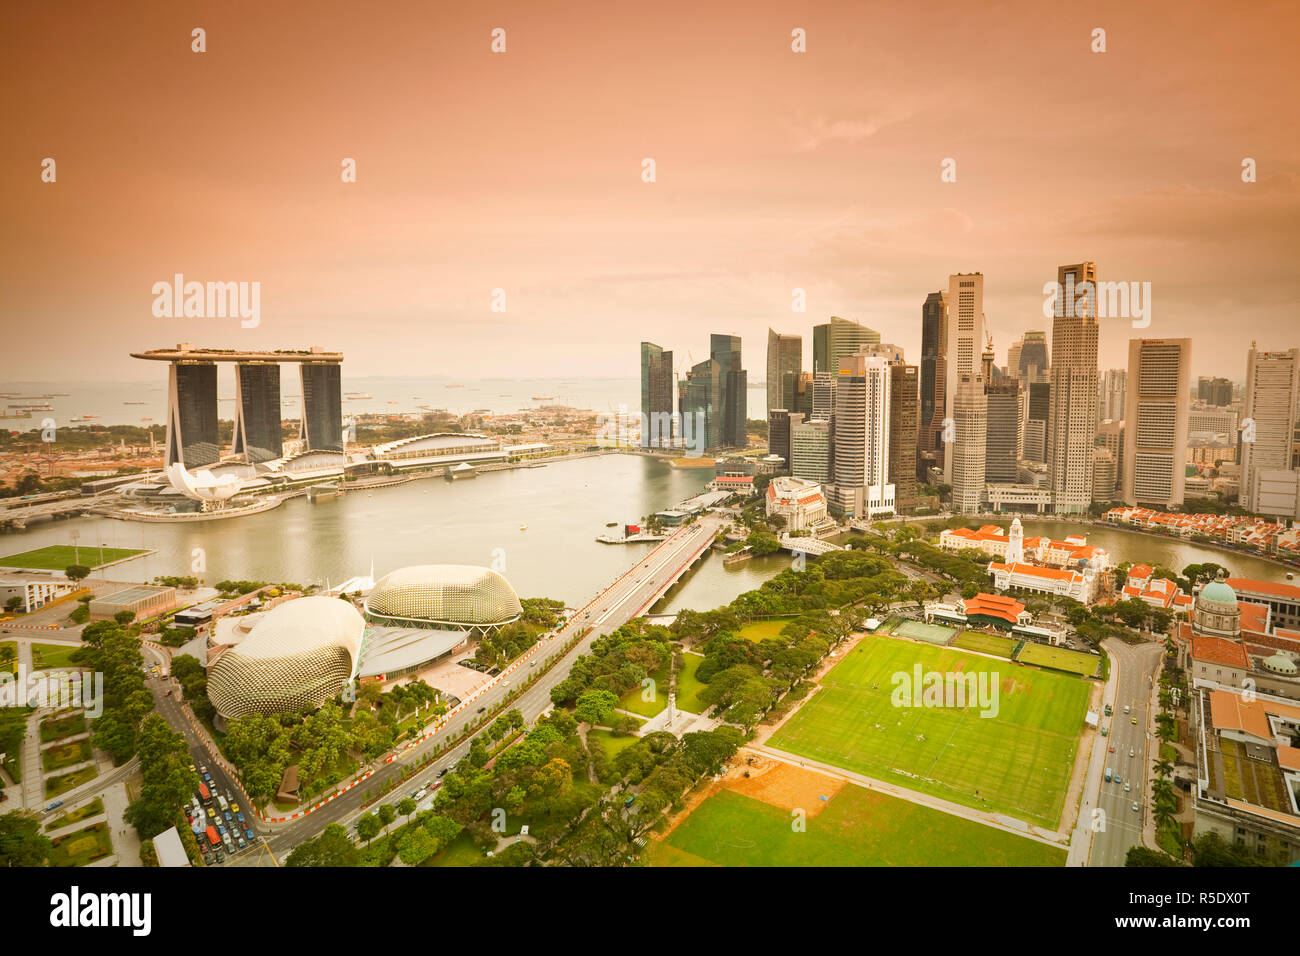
<box><xmin>1238</xmin><ymin>344</ymin><xmax>1300</xmax><ymax>511</ymax></box>
<box><xmin>766</xmin><ymin>330</ymin><xmax>802</xmax><ymax>416</ymax></box>
<box><xmin>679</xmin><ymin>358</ymin><xmax>720</xmax><ymax>450</ymax></box>
<box><xmin>950</xmin><ymin>373</ymin><xmax>987</xmax><ymax>514</ymax></box>
<box><xmin>233</xmin><ymin>363</ymin><xmax>283</xmax><ymax>463</ymax></box>
<box><xmin>811</xmin><ymin>372</ymin><xmax>835</xmax><ymax>419</ymax></box>
<box><xmin>1096</xmin><ymin>419</ymin><xmax>1124</xmax><ymax>496</ymax></box>
<box><xmin>768</xmin><ymin>409</ymin><xmax>797</xmax><ymax>469</ymax></box>
<box><xmin>1006</xmin><ymin>338</ymin><xmax>1023</xmax><ymax>383</ymax></box>
<box><xmin>791</xmin><ymin>418</ymin><xmax>832</xmax><ymax>483</ymax></box>
<box><xmin>888</xmin><ymin>363</ymin><xmax>919</xmax><ymax>506</ymax></box>
<box><xmin>1197</xmin><ymin>376</ymin><xmax>1233</xmax><ymax>406</ymax></box>
<box><xmin>1123</xmin><ymin>337</ymin><xmax>1191</xmax><ymax>508</ymax></box>
<box><xmin>813</xmin><ymin>316</ymin><xmax>881</xmax><ymax>375</ymax></box>
<box><xmin>1099</xmin><ymin>368</ymin><xmax>1127</xmax><ymax>423</ymax></box>
<box><xmin>166</xmin><ymin>361</ymin><xmax>220</xmax><ymax>468</ymax></box>
<box><xmin>710</xmin><ymin>333</ymin><xmax>747</xmax><ymax>448</ymax></box>
<box><xmin>1017</xmin><ymin>331</ymin><xmax>1049</xmax><ymax>384</ymax></box>
<box><xmin>984</xmin><ymin>379</ymin><xmax>1021</xmax><ymax>484</ymax></box>
<box><xmin>640</xmin><ymin>342</ymin><xmax>674</xmax><ymax>448</ymax></box>
<box><xmin>941</xmin><ymin>273</ymin><xmax>985</xmax><ymax>488</ymax></box>
<box><xmin>782</xmin><ymin>370</ymin><xmax>814</xmax><ymax>416</ymax></box>
<box><xmin>830</xmin><ymin>354</ymin><xmax>893</xmax><ymax>518</ymax></box>
<box><xmin>1023</xmin><ymin>381</ymin><xmax>1051</xmax><ymax>463</ymax></box>
<box><xmin>1092</xmin><ymin>448</ymin><xmax>1118</xmax><ymax>502</ymax></box>
<box><xmin>919</xmin><ymin>290</ymin><xmax>948</xmax><ymax>481</ymax></box>
<box><xmin>1047</xmin><ymin>262</ymin><xmax>1100</xmax><ymax>514</ymax></box>
<box><xmin>300</xmin><ymin>362</ymin><xmax>343</xmax><ymax>452</ymax></box>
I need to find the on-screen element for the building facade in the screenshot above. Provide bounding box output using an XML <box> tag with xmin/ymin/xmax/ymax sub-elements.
<box><xmin>1047</xmin><ymin>262</ymin><xmax>1100</xmax><ymax>515</ymax></box>
<box><xmin>1238</xmin><ymin>345</ymin><xmax>1300</xmax><ymax>512</ymax></box>
<box><xmin>1123</xmin><ymin>337</ymin><xmax>1192</xmax><ymax>508</ymax></box>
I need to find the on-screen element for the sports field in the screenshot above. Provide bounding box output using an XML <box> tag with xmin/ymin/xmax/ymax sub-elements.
<box><xmin>653</xmin><ymin>766</ymin><xmax>1063</xmax><ymax>867</ymax></box>
<box><xmin>952</xmin><ymin>631</ymin><xmax>1018</xmax><ymax>659</ymax></box>
<box><xmin>1014</xmin><ymin>642</ymin><xmax>1101</xmax><ymax>678</ymax></box>
<box><xmin>892</xmin><ymin>619</ymin><xmax>957</xmax><ymax>644</ymax></box>
<box><xmin>0</xmin><ymin>545</ymin><xmax>147</xmax><ymax>571</ymax></box>
<box><xmin>767</xmin><ymin>635</ymin><xmax>1091</xmax><ymax>828</ymax></box>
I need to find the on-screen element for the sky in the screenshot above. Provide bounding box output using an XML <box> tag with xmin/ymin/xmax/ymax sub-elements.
<box><xmin>3</xmin><ymin>0</ymin><xmax>1298</xmax><ymax>384</ymax></box>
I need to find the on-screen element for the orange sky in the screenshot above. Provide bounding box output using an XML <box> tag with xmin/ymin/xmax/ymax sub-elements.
<box><xmin>3</xmin><ymin>0</ymin><xmax>1297</xmax><ymax>382</ymax></box>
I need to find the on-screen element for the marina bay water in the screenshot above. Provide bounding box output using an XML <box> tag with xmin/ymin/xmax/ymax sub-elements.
<box><xmin>2</xmin><ymin>456</ymin><xmax>1292</xmax><ymax>613</ymax></box>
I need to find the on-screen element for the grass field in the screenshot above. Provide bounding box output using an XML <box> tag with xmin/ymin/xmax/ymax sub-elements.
<box><xmin>45</xmin><ymin>765</ymin><xmax>98</xmax><ymax>798</ymax></box>
<box><xmin>45</xmin><ymin>798</ymin><xmax>104</xmax><ymax>832</ymax></box>
<box><xmin>735</xmin><ymin>619</ymin><xmax>792</xmax><ymax>642</ymax></box>
<box><xmin>41</xmin><ymin>712</ymin><xmax>87</xmax><ymax>743</ymax></box>
<box><xmin>619</xmin><ymin>661</ymin><xmax>670</xmax><ymax>718</ymax></box>
<box><xmin>48</xmin><ymin>822</ymin><xmax>113</xmax><ymax>867</ymax></box>
<box><xmin>589</xmin><ymin>729</ymin><xmax>641</xmax><ymax>761</ymax></box>
<box><xmin>892</xmin><ymin>619</ymin><xmax>957</xmax><ymax>645</ymax></box>
<box><xmin>675</xmin><ymin>652</ymin><xmax>709</xmax><ymax>714</ymax></box>
<box><xmin>0</xmin><ymin>641</ymin><xmax>14</xmax><ymax>677</ymax></box>
<box><xmin>952</xmin><ymin>632</ymin><xmax>1019</xmax><ymax>659</ymax></box>
<box><xmin>767</xmin><ymin>635</ymin><xmax>1091</xmax><ymax>828</ymax></box>
<box><xmin>1014</xmin><ymin>642</ymin><xmax>1101</xmax><ymax>678</ymax></box>
<box><xmin>42</xmin><ymin>739</ymin><xmax>92</xmax><ymax>773</ymax></box>
<box><xmin>422</xmin><ymin>831</ymin><xmax>486</xmax><ymax>867</ymax></box>
<box><xmin>31</xmin><ymin>643</ymin><xmax>84</xmax><ymax>671</ymax></box>
<box><xmin>0</xmin><ymin>545</ymin><xmax>147</xmax><ymax>571</ymax></box>
<box><xmin>654</xmin><ymin>783</ymin><xmax>1064</xmax><ymax>867</ymax></box>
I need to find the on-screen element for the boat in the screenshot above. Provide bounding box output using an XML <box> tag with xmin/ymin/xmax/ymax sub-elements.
<box><xmin>606</xmin><ymin>522</ymin><xmax>618</xmax><ymax>527</ymax></box>
<box><xmin>345</xmin><ymin>392</ymin><xmax>372</xmax><ymax>399</ymax></box>
<box><xmin>532</xmin><ymin>396</ymin><xmax>554</xmax><ymax>401</ymax></box>
<box><xmin>520</xmin><ymin>524</ymin><xmax>527</xmax><ymax>531</ymax></box>
<box><xmin>123</xmin><ymin>401</ymin><xmax>146</xmax><ymax>405</ymax></box>
<box><xmin>446</xmin><ymin>384</ymin><xmax>465</xmax><ymax>389</ymax></box>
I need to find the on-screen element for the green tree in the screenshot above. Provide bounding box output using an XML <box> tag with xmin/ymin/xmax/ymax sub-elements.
<box><xmin>0</xmin><ymin>812</ymin><xmax>53</xmax><ymax>867</ymax></box>
<box><xmin>285</xmin><ymin>824</ymin><xmax>360</xmax><ymax>867</ymax></box>
<box><xmin>64</xmin><ymin>564</ymin><xmax>91</xmax><ymax>584</ymax></box>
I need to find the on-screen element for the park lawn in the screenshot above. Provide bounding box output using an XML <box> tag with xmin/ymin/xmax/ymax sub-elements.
<box><xmin>675</xmin><ymin>652</ymin><xmax>710</xmax><ymax>715</ymax></box>
<box><xmin>46</xmin><ymin>798</ymin><xmax>105</xmax><ymax>831</ymax></box>
<box><xmin>735</xmin><ymin>619</ymin><xmax>791</xmax><ymax>643</ymax></box>
<box><xmin>422</xmin><ymin>831</ymin><xmax>486</xmax><ymax>867</ymax></box>
<box><xmin>41</xmin><ymin>711</ymin><xmax>87</xmax><ymax>743</ymax></box>
<box><xmin>767</xmin><ymin>635</ymin><xmax>1091</xmax><ymax>829</ymax></box>
<box><xmin>0</xmin><ymin>641</ymin><xmax>14</xmax><ymax>677</ymax></box>
<box><xmin>48</xmin><ymin>822</ymin><xmax>114</xmax><ymax>867</ymax></box>
<box><xmin>659</xmin><ymin>785</ymin><xmax>1064</xmax><ymax>867</ymax></box>
<box><xmin>1014</xmin><ymin>642</ymin><xmax>1101</xmax><ymax>678</ymax></box>
<box><xmin>45</xmin><ymin>764</ymin><xmax>98</xmax><ymax>798</ymax></box>
<box><xmin>619</xmin><ymin>661</ymin><xmax>670</xmax><ymax>718</ymax></box>
<box><xmin>42</xmin><ymin>739</ymin><xmax>92</xmax><ymax>773</ymax></box>
<box><xmin>952</xmin><ymin>631</ymin><xmax>1019</xmax><ymax>659</ymax></box>
<box><xmin>589</xmin><ymin>729</ymin><xmax>641</xmax><ymax>761</ymax></box>
<box><xmin>0</xmin><ymin>545</ymin><xmax>146</xmax><ymax>572</ymax></box>
<box><xmin>31</xmin><ymin>643</ymin><xmax>84</xmax><ymax>671</ymax></box>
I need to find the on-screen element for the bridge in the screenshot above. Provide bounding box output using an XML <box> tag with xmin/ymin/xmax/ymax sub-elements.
<box><xmin>0</xmin><ymin>497</ymin><xmax>115</xmax><ymax>529</ymax></box>
<box><xmin>778</xmin><ymin>534</ymin><xmax>844</xmax><ymax>556</ymax></box>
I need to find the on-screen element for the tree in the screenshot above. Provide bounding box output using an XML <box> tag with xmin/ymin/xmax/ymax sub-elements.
<box><xmin>285</xmin><ymin>824</ymin><xmax>360</xmax><ymax>867</ymax></box>
<box><xmin>397</xmin><ymin>828</ymin><xmax>439</xmax><ymax>865</ymax></box>
<box><xmin>356</xmin><ymin>814</ymin><xmax>381</xmax><ymax>844</ymax></box>
<box><xmin>3</xmin><ymin>596</ymin><xmax>22</xmax><ymax>613</ymax></box>
<box><xmin>397</xmin><ymin>798</ymin><xmax>417</xmax><ymax>822</ymax></box>
<box><xmin>65</xmin><ymin>564</ymin><xmax>91</xmax><ymax>584</ymax></box>
<box><xmin>114</xmin><ymin>609</ymin><xmax>136</xmax><ymax>626</ymax></box>
<box><xmin>574</xmin><ymin>690</ymin><xmax>619</xmax><ymax>727</ymax></box>
<box><xmin>0</xmin><ymin>812</ymin><xmax>52</xmax><ymax>867</ymax></box>
<box><xmin>377</xmin><ymin>804</ymin><xmax>396</xmax><ymax>827</ymax></box>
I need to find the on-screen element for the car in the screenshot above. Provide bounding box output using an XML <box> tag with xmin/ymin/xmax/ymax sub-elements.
<box><xmin>1115</xmin><ymin>774</ymin><xmax>1122</xmax><ymax>785</ymax></box>
<box><xmin>223</xmin><ymin>811</ymin><xmax>232</xmax><ymax>822</ymax></box>
<box><xmin>244</xmin><ymin>828</ymin><xmax>254</xmax><ymax>840</ymax></box>
<box><xmin>200</xmin><ymin>765</ymin><xmax>208</xmax><ymax>774</ymax></box>
<box><xmin>202</xmin><ymin>772</ymin><xmax>213</xmax><ymax>783</ymax></box>
<box><xmin>231</xmin><ymin>803</ymin><xmax>240</xmax><ymax>814</ymax></box>
<box><xmin>1131</xmin><ymin>716</ymin><xmax>1138</xmax><ymax>725</ymax></box>
<box><xmin>189</xmin><ymin>763</ymin><xmax>197</xmax><ymax>772</ymax></box>
<box><xmin>1123</xmin><ymin>783</ymin><xmax>1131</xmax><ymax>792</ymax></box>
<box><xmin>477</xmin><ymin>706</ymin><xmax>486</xmax><ymax>713</ymax></box>
<box><xmin>237</xmin><ymin>837</ymin><xmax>247</xmax><ymax>849</ymax></box>
<box><xmin>198</xmin><ymin>842</ymin><xmax>209</xmax><ymax>855</ymax></box>
<box><xmin>437</xmin><ymin>768</ymin><xmax>448</xmax><ymax>778</ymax></box>
<box><xmin>44</xmin><ymin>800</ymin><xmax>64</xmax><ymax>813</ymax></box>
<box><xmin>1131</xmin><ymin>802</ymin><xmax>1140</xmax><ymax>812</ymax></box>
<box><xmin>415</xmin><ymin>789</ymin><xmax>427</xmax><ymax>800</ymax></box>
<box><xmin>1128</xmin><ymin>748</ymin><xmax>1135</xmax><ymax>758</ymax></box>
<box><xmin>236</xmin><ymin>812</ymin><xmax>245</xmax><ymax>823</ymax></box>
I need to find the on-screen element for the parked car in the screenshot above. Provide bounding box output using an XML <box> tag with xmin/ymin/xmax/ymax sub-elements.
<box><xmin>244</xmin><ymin>828</ymin><xmax>254</xmax><ymax>841</ymax></box>
<box><xmin>1131</xmin><ymin>802</ymin><xmax>1140</xmax><ymax>812</ymax></box>
<box><xmin>1124</xmin><ymin>783</ymin><xmax>1131</xmax><ymax>792</ymax></box>
<box><xmin>236</xmin><ymin>812</ymin><xmax>245</xmax><ymax>823</ymax></box>
<box><xmin>223</xmin><ymin>810</ymin><xmax>232</xmax><ymax>822</ymax></box>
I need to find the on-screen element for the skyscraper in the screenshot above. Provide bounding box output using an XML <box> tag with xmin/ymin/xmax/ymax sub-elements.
<box><xmin>766</xmin><ymin>330</ymin><xmax>801</xmax><ymax>416</ymax></box>
<box><xmin>1238</xmin><ymin>344</ymin><xmax>1300</xmax><ymax>512</ymax></box>
<box><xmin>1047</xmin><ymin>262</ymin><xmax>1100</xmax><ymax>514</ymax></box>
<box><xmin>1017</xmin><ymin>331</ymin><xmax>1049</xmax><ymax>384</ymax></box>
<box><xmin>984</xmin><ymin>379</ymin><xmax>1021</xmax><ymax>484</ymax></box>
<box><xmin>1099</xmin><ymin>368</ymin><xmax>1127</xmax><ymax>423</ymax></box>
<box><xmin>1123</xmin><ymin>337</ymin><xmax>1191</xmax><ymax>508</ymax></box>
<box><xmin>941</xmin><ymin>273</ymin><xmax>985</xmax><ymax>489</ymax></box>
<box><xmin>233</xmin><ymin>362</ymin><xmax>282</xmax><ymax>463</ymax></box>
<box><xmin>1023</xmin><ymin>381</ymin><xmax>1051</xmax><ymax>463</ymax></box>
<box><xmin>679</xmin><ymin>358</ymin><xmax>720</xmax><ymax>450</ymax></box>
<box><xmin>791</xmin><ymin>418</ymin><xmax>832</xmax><ymax>483</ymax></box>
<box><xmin>640</xmin><ymin>341</ymin><xmax>674</xmax><ymax>448</ymax></box>
<box><xmin>768</xmin><ymin>409</ymin><xmax>796</xmax><ymax>469</ymax></box>
<box><xmin>710</xmin><ymin>333</ymin><xmax>747</xmax><ymax>448</ymax></box>
<box><xmin>813</xmin><ymin>316</ymin><xmax>881</xmax><ymax>375</ymax></box>
<box><xmin>812</xmin><ymin>372</ymin><xmax>835</xmax><ymax>420</ymax></box>
<box><xmin>830</xmin><ymin>353</ymin><xmax>893</xmax><ymax>518</ymax></box>
<box><xmin>918</xmin><ymin>290</ymin><xmax>948</xmax><ymax>481</ymax></box>
<box><xmin>1197</xmin><ymin>376</ymin><xmax>1233</xmax><ymax>406</ymax></box>
<box><xmin>950</xmin><ymin>373</ymin><xmax>987</xmax><ymax>514</ymax></box>
<box><xmin>166</xmin><ymin>361</ymin><xmax>219</xmax><ymax>468</ymax></box>
<box><xmin>300</xmin><ymin>362</ymin><xmax>343</xmax><ymax>452</ymax></box>
<box><xmin>781</xmin><ymin>370</ymin><xmax>814</xmax><ymax>416</ymax></box>
<box><xmin>1096</xmin><ymin>419</ymin><xmax>1124</xmax><ymax>497</ymax></box>
<box><xmin>888</xmin><ymin>362</ymin><xmax>919</xmax><ymax>506</ymax></box>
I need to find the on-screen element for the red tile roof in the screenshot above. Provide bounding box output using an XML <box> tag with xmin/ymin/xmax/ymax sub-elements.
<box><xmin>1225</xmin><ymin>578</ymin><xmax>1300</xmax><ymax>601</ymax></box>
<box><xmin>1209</xmin><ymin>690</ymin><xmax>1273</xmax><ymax>742</ymax></box>
<box><xmin>1192</xmin><ymin>636</ymin><xmax>1251</xmax><ymax>670</ymax></box>
<box><xmin>962</xmin><ymin>592</ymin><xmax>1026</xmax><ymax>624</ymax></box>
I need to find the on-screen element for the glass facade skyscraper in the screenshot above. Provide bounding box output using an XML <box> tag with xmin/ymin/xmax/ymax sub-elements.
<box><xmin>301</xmin><ymin>362</ymin><xmax>343</xmax><ymax>452</ymax></box>
<box><xmin>710</xmin><ymin>333</ymin><xmax>747</xmax><ymax>448</ymax></box>
<box><xmin>640</xmin><ymin>341</ymin><xmax>674</xmax><ymax>447</ymax></box>
<box><xmin>167</xmin><ymin>362</ymin><xmax>219</xmax><ymax>468</ymax></box>
<box><xmin>234</xmin><ymin>362</ymin><xmax>283</xmax><ymax>463</ymax></box>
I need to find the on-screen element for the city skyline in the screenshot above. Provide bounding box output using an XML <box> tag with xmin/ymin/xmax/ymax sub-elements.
<box><xmin>4</xmin><ymin>1</ymin><xmax>1298</xmax><ymax>384</ymax></box>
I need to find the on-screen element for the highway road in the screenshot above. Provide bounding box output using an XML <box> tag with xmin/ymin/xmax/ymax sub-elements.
<box><xmin>147</xmin><ymin>512</ymin><xmax>724</xmax><ymax>858</ymax></box>
<box><xmin>1088</xmin><ymin>639</ymin><xmax>1165</xmax><ymax>867</ymax></box>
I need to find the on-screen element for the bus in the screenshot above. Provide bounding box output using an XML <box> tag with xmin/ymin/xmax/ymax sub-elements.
<box><xmin>199</xmin><ymin>782</ymin><xmax>210</xmax><ymax>802</ymax></box>
<box><xmin>205</xmin><ymin>826</ymin><xmax>220</xmax><ymax>847</ymax></box>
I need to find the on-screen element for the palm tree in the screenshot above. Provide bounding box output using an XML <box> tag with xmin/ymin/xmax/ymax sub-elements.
<box><xmin>1154</xmin><ymin>758</ymin><xmax>1174</xmax><ymax>779</ymax></box>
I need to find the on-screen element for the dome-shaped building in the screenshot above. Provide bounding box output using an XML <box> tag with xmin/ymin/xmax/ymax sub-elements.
<box><xmin>1194</xmin><ymin>572</ymin><xmax>1241</xmax><ymax>639</ymax></box>
<box><xmin>363</xmin><ymin>565</ymin><xmax>522</xmax><ymax>633</ymax></box>
<box><xmin>208</xmin><ymin>596</ymin><xmax>365</xmax><ymax>721</ymax></box>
